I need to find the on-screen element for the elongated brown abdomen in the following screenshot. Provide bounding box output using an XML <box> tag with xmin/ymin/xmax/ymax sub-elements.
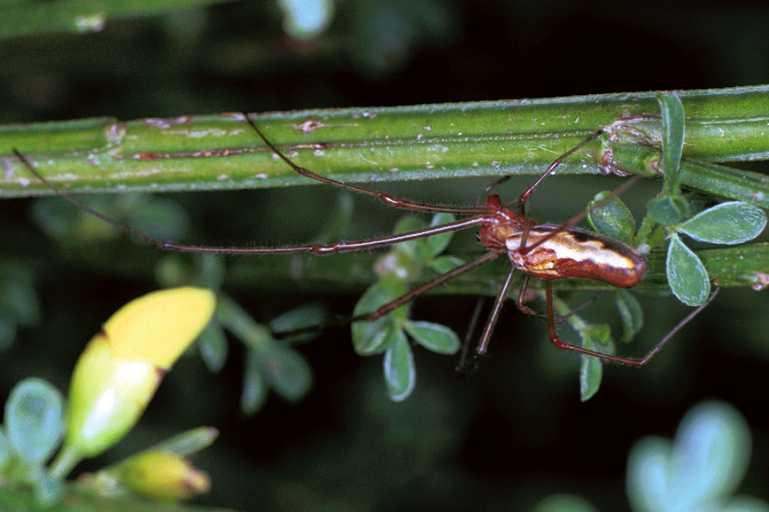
<box><xmin>505</xmin><ymin>225</ymin><xmax>646</xmax><ymax>288</ymax></box>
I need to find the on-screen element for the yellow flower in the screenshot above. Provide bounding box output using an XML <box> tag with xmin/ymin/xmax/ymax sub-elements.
<box><xmin>114</xmin><ymin>450</ymin><xmax>210</xmax><ymax>502</ymax></box>
<box><xmin>52</xmin><ymin>288</ymin><xmax>215</xmax><ymax>476</ymax></box>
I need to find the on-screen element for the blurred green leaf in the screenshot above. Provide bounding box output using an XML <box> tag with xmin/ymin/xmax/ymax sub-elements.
<box><xmin>427</xmin><ymin>255</ymin><xmax>465</xmax><ymax>274</ymax></box>
<box><xmin>383</xmin><ymin>329</ymin><xmax>415</xmax><ymax>402</ymax></box>
<box><xmin>587</xmin><ymin>191</ymin><xmax>636</xmax><ymax>244</ymax></box>
<box><xmin>647</xmin><ymin>195</ymin><xmax>690</xmax><ymax>226</ymax></box>
<box><xmin>657</xmin><ymin>92</ymin><xmax>686</xmax><ymax>194</ymax></box>
<box><xmin>535</xmin><ymin>494</ymin><xmax>598</xmax><ymax>512</ymax></box>
<box><xmin>260</xmin><ymin>343</ymin><xmax>313</xmax><ymax>402</ymax></box>
<box><xmin>0</xmin><ymin>314</ymin><xmax>16</xmax><ymax>351</ymax></box>
<box><xmin>677</xmin><ymin>201</ymin><xmax>767</xmax><ymax>245</ymax></box>
<box><xmin>270</xmin><ymin>303</ymin><xmax>327</xmax><ymax>337</ymax></box>
<box><xmin>5</xmin><ymin>379</ymin><xmax>63</xmax><ymax>465</ymax></box>
<box><xmin>419</xmin><ymin>213</ymin><xmax>456</xmax><ymax>260</ymax></box>
<box><xmin>392</xmin><ymin>215</ymin><xmax>427</xmax><ymax>259</ymax></box>
<box><xmin>627</xmin><ymin>437</ymin><xmax>674</xmax><ymax>512</ymax></box>
<box><xmin>627</xmin><ymin>401</ymin><xmax>753</xmax><ymax>512</ymax></box>
<box><xmin>242</xmin><ymin>348</ymin><xmax>267</xmax><ymax>416</ymax></box>
<box><xmin>197</xmin><ymin>254</ymin><xmax>225</xmax><ymax>290</ymax></box>
<box><xmin>615</xmin><ymin>290</ymin><xmax>643</xmax><ymax>343</ymax></box>
<box><xmin>217</xmin><ymin>295</ymin><xmax>272</xmax><ymax>348</ymax></box>
<box><xmin>404</xmin><ymin>320</ymin><xmax>460</xmax><ymax>354</ymax></box>
<box><xmin>278</xmin><ymin>0</ymin><xmax>335</xmax><ymax>40</ymax></box>
<box><xmin>352</xmin><ymin>278</ymin><xmax>408</xmax><ymax>355</ymax></box>
<box><xmin>0</xmin><ymin>271</ymin><xmax>39</xmax><ymax>327</ymax></box>
<box><xmin>198</xmin><ymin>319</ymin><xmax>228</xmax><ymax>373</ymax></box>
<box><xmin>671</xmin><ymin>402</ymin><xmax>750</xmax><ymax>506</ymax></box>
<box><xmin>666</xmin><ymin>234</ymin><xmax>711</xmax><ymax>306</ymax></box>
<box><xmin>148</xmin><ymin>427</ymin><xmax>219</xmax><ymax>457</ymax></box>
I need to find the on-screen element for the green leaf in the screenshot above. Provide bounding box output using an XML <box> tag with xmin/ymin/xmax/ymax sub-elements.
<box><xmin>217</xmin><ymin>295</ymin><xmax>272</xmax><ymax>348</ymax></box>
<box><xmin>579</xmin><ymin>342</ymin><xmax>603</xmax><ymax>402</ymax></box>
<box><xmin>128</xmin><ymin>196</ymin><xmax>190</xmax><ymax>241</ymax></box>
<box><xmin>198</xmin><ymin>319</ymin><xmax>228</xmax><ymax>373</ymax></box>
<box><xmin>627</xmin><ymin>401</ymin><xmax>751</xmax><ymax>512</ymax></box>
<box><xmin>148</xmin><ymin>427</ymin><xmax>219</xmax><ymax>457</ymax></box>
<box><xmin>383</xmin><ymin>329</ymin><xmax>416</xmax><ymax>402</ymax></box>
<box><xmin>270</xmin><ymin>303</ymin><xmax>327</xmax><ymax>335</ymax></box>
<box><xmin>392</xmin><ymin>215</ymin><xmax>427</xmax><ymax>259</ymax></box>
<box><xmin>241</xmin><ymin>348</ymin><xmax>268</xmax><ymax>415</ymax></box>
<box><xmin>404</xmin><ymin>321</ymin><xmax>460</xmax><ymax>354</ymax></box>
<box><xmin>666</xmin><ymin>233</ymin><xmax>711</xmax><ymax>306</ymax></box>
<box><xmin>197</xmin><ymin>254</ymin><xmax>225</xmax><ymax>290</ymax></box>
<box><xmin>260</xmin><ymin>343</ymin><xmax>313</xmax><ymax>402</ymax></box>
<box><xmin>677</xmin><ymin>201</ymin><xmax>767</xmax><ymax>245</ymax></box>
<box><xmin>587</xmin><ymin>190</ymin><xmax>636</xmax><ymax>244</ymax></box>
<box><xmin>420</xmin><ymin>213</ymin><xmax>456</xmax><ymax>260</ymax></box>
<box><xmin>534</xmin><ymin>494</ymin><xmax>598</xmax><ymax>512</ymax></box>
<box><xmin>352</xmin><ymin>278</ymin><xmax>408</xmax><ymax>355</ymax></box>
<box><xmin>615</xmin><ymin>290</ymin><xmax>643</xmax><ymax>343</ymax></box>
<box><xmin>627</xmin><ymin>437</ymin><xmax>674</xmax><ymax>512</ymax></box>
<box><xmin>427</xmin><ymin>255</ymin><xmax>465</xmax><ymax>274</ymax></box>
<box><xmin>0</xmin><ymin>314</ymin><xmax>16</xmax><ymax>351</ymax></box>
<box><xmin>671</xmin><ymin>401</ymin><xmax>750</xmax><ymax>506</ymax></box>
<box><xmin>5</xmin><ymin>379</ymin><xmax>63</xmax><ymax>465</ymax></box>
<box><xmin>0</xmin><ymin>274</ymin><xmax>40</xmax><ymax>327</ymax></box>
<box><xmin>647</xmin><ymin>195</ymin><xmax>690</xmax><ymax>226</ymax></box>
<box><xmin>657</xmin><ymin>92</ymin><xmax>686</xmax><ymax>194</ymax></box>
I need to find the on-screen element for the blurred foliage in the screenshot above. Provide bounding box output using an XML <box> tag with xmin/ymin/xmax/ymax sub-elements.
<box><xmin>1</xmin><ymin>1</ymin><xmax>769</xmax><ymax>511</ymax></box>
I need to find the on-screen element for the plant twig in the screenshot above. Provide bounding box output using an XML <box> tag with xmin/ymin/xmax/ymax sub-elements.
<box><xmin>1</xmin><ymin>85</ymin><xmax>769</xmax><ymax>199</ymax></box>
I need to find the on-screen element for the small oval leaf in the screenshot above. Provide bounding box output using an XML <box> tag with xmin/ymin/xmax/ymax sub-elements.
<box><xmin>587</xmin><ymin>191</ymin><xmax>636</xmax><ymax>244</ymax></box>
<box><xmin>627</xmin><ymin>437</ymin><xmax>674</xmax><ymax>512</ymax></box>
<box><xmin>392</xmin><ymin>215</ymin><xmax>427</xmax><ymax>259</ymax></box>
<box><xmin>404</xmin><ymin>321</ymin><xmax>460</xmax><ymax>354</ymax></box>
<box><xmin>198</xmin><ymin>320</ymin><xmax>228</xmax><ymax>373</ymax></box>
<box><xmin>427</xmin><ymin>255</ymin><xmax>465</xmax><ymax>274</ymax></box>
<box><xmin>5</xmin><ymin>378</ymin><xmax>63</xmax><ymax>464</ymax></box>
<box><xmin>672</xmin><ymin>401</ymin><xmax>750</xmax><ymax>505</ymax></box>
<box><xmin>615</xmin><ymin>290</ymin><xmax>644</xmax><ymax>344</ymax></box>
<box><xmin>666</xmin><ymin>234</ymin><xmax>711</xmax><ymax>306</ymax></box>
<box><xmin>678</xmin><ymin>201</ymin><xmax>767</xmax><ymax>245</ymax></box>
<box><xmin>383</xmin><ymin>329</ymin><xmax>415</xmax><ymax>402</ymax></box>
<box><xmin>241</xmin><ymin>349</ymin><xmax>267</xmax><ymax>415</ymax></box>
<box><xmin>270</xmin><ymin>303</ymin><xmax>327</xmax><ymax>334</ymax></box>
<box><xmin>352</xmin><ymin>278</ymin><xmax>408</xmax><ymax>355</ymax></box>
<box><xmin>260</xmin><ymin>343</ymin><xmax>313</xmax><ymax>402</ymax></box>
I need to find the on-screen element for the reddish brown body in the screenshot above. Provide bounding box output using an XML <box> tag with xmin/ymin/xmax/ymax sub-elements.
<box><xmin>478</xmin><ymin>195</ymin><xmax>646</xmax><ymax>288</ymax></box>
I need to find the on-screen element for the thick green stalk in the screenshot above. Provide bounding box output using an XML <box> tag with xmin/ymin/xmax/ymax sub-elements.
<box><xmin>223</xmin><ymin>243</ymin><xmax>769</xmax><ymax>296</ymax></box>
<box><xmin>0</xmin><ymin>0</ymin><xmax>232</xmax><ymax>39</ymax></box>
<box><xmin>1</xmin><ymin>85</ymin><xmax>769</xmax><ymax>199</ymax></box>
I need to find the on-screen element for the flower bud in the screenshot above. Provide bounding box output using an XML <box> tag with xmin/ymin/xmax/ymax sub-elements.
<box><xmin>63</xmin><ymin>287</ymin><xmax>215</xmax><ymax>459</ymax></box>
<box><xmin>114</xmin><ymin>450</ymin><xmax>210</xmax><ymax>502</ymax></box>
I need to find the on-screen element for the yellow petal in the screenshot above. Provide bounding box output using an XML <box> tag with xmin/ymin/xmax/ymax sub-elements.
<box><xmin>103</xmin><ymin>287</ymin><xmax>216</xmax><ymax>369</ymax></box>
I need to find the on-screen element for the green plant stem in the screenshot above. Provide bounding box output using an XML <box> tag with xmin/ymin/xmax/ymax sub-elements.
<box><xmin>221</xmin><ymin>243</ymin><xmax>769</xmax><ymax>295</ymax></box>
<box><xmin>0</xmin><ymin>0</ymin><xmax>232</xmax><ymax>39</ymax></box>
<box><xmin>48</xmin><ymin>445</ymin><xmax>82</xmax><ymax>480</ymax></box>
<box><xmin>1</xmin><ymin>85</ymin><xmax>769</xmax><ymax>199</ymax></box>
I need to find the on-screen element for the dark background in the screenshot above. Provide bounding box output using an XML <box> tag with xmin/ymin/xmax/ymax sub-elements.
<box><xmin>3</xmin><ymin>1</ymin><xmax>769</xmax><ymax>510</ymax></box>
